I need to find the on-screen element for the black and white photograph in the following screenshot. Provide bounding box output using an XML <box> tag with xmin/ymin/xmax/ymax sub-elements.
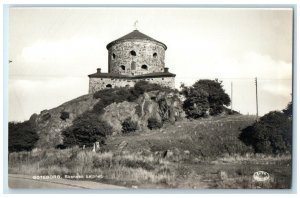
<box><xmin>7</xmin><ymin>6</ymin><xmax>294</xmax><ymax>190</ymax></box>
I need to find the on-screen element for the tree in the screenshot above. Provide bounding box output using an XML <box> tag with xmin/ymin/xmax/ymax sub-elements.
<box><xmin>9</xmin><ymin>121</ymin><xmax>39</xmax><ymax>152</ymax></box>
<box><xmin>62</xmin><ymin>112</ymin><xmax>112</xmax><ymax>148</ymax></box>
<box><xmin>240</xmin><ymin>111</ymin><xmax>292</xmax><ymax>154</ymax></box>
<box><xmin>283</xmin><ymin>101</ymin><xmax>292</xmax><ymax>118</ymax></box>
<box><xmin>180</xmin><ymin>79</ymin><xmax>230</xmax><ymax>118</ymax></box>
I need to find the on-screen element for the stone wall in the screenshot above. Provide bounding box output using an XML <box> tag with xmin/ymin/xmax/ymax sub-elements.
<box><xmin>89</xmin><ymin>77</ymin><xmax>175</xmax><ymax>93</ymax></box>
<box><xmin>108</xmin><ymin>40</ymin><xmax>165</xmax><ymax>76</ymax></box>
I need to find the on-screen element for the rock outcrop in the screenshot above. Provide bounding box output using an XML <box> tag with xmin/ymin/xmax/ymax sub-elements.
<box><xmin>101</xmin><ymin>91</ymin><xmax>185</xmax><ymax>134</ymax></box>
<box><xmin>29</xmin><ymin>91</ymin><xmax>185</xmax><ymax>148</ymax></box>
<box><xmin>29</xmin><ymin>94</ymin><xmax>99</xmax><ymax>148</ymax></box>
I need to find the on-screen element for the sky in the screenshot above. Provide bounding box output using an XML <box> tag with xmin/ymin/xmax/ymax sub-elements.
<box><xmin>8</xmin><ymin>7</ymin><xmax>293</xmax><ymax>121</ymax></box>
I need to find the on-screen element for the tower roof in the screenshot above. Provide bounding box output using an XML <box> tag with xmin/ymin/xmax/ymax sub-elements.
<box><xmin>106</xmin><ymin>30</ymin><xmax>167</xmax><ymax>50</ymax></box>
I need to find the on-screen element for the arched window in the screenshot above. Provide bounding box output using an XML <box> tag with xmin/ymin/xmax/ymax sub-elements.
<box><xmin>106</xmin><ymin>84</ymin><xmax>112</xmax><ymax>88</ymax></box>
<box><xmin>120</xmin><ymin>65</ymin><xmax>125</xmax><ymax>71</ymax></box>
<box><xmin>130</xmin><ymin>50</ymin><xmax>136</xmax><ymax>56</ymax></box>
<box><xmin>141</xmin><ymin>65</ymin><xmax>148</xmax><ymax>70</ymax></box>
<box><xmin>112</xmin><ymin>53</ymin><xmax>116</xmax><ymax>60</ymax></box>
<box><xmin>153</xmin><ymin>52</ymin><xmax>157</xmax><ymax>58</ymax></box>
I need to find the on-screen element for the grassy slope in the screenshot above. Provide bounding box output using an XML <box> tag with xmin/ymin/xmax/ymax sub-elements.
<box><xmin>103</xmin><ymin>114</ymin><xmax>291</xmax><ymax>189</ymax></box>
<box><xmin>105</xmin><ymin>114</ymin><xmax>256</xmax><ymax>158</ymax></box>
<box><xmin>9</xmin><ymin>114</ymin><xmax>291</xmax><ymax>189</ymax></box>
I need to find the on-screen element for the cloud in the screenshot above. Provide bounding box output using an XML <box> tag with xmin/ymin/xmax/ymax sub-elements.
<box><xmin>9</xmin><ymin>77</ymin><xmax>88</xmax><ymax>121</ymax></box>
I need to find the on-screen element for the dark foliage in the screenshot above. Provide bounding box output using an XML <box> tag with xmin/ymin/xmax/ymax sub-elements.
<box><xmin>147</xmin><ymin>118</ymin><xmax>163</xmax><ymax>130</ymax></box>
<box><xmin>224</xmin><ymin>107</ymin><xmax>240</xmax><ymax>115</ymax></box>
<box><xmin>180</xmin><ymin>79</ymin><xmax>230</xmax><ymax>118</ymax></box>
<box><xmin>122</xmin><ymin>118</ymin><xmax>138</xmax><ymax>134</ymax></box>
<box><xmin>239</xmin><ymin>111</ymin><xmax>292</xmax><ymax>154</ymax></box>
<box><xmin>283</xmin><ymin>101</ymin><xmax>292</xmax><ymax>118</ymax></box>
<box><xmin>9</xmin><ymin>121</ymin><xmax>39</xmax><ymax>152</ymax></box>
<box><xmin>62</xmin><ymin>112</ymin><xmax>112</xmax><ymax>148</ymax></box>
<box><xmin>60</xmin><ymin>111</ymin><xmax>70</xmax><ymax>121</ymax></box>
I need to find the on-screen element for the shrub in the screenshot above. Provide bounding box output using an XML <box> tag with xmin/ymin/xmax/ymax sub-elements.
<box><xmin>122</xmin><ymin>118</ymin><xmax>138</xmax><ymax>134</ymax></box>
<box><xmin>147</xmin><ymin>118</ymin><xmax>163</xmax><ymax>130</ymax></box>
<box><xmin>60</xmin><ymin>111</ymin><xmax>70</xmax><ymax>121</ymax></box>
<box><xmin>62</xmin><ymin>112</ymin><xmax>112</xmax><ymax>148</ymax></box>
<box><xmin>9</xmin><ymin>121</ymin><xmax>39</xmax><ymax>152</ymax></box>
<box><xmin>283</xmin><ymin>101</ymin><xmax>292</xmax><ymax>118</ymax></box>
<box><xmin>239</xmin><ymin>111</ymin><xmax>292</xmax><ymax>154</ymax></box>
<box><xmin>180</xmin><ymin>79</ymin><xmax>230</xmax><ymax>118</ymax></box>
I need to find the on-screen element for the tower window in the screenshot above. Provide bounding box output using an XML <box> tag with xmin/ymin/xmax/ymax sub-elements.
<box><xmin>130</xmin><ymin>50</ymin><xmax>136</xmax><ymax>56</ymax></box>
<box><xmin>131</xmin><ymin>61</ymin><xmax>136</xmax><ymax>70</ymax></box>
<box><xmin>153</xmin><ymin>53</ymin><xmax>157</xmax><ymax>58</ymax></box>
<box><xmin>141</xmin><ymin>65</ymin><xmax>148</xmax><ymax>70</ymax></box>
<box><xmin>120</xmin><ymin>65</ymin><xmax>125</xmax><ymax>71</ymax></box>
<box><xmin>106</xmin><ymin>84</ymin><xmax>112</xmax><ymax>88</ymax></box>
<box><xmin>112</xmin><ymin>53</ymin><xmax>116</xmax><ymax>60</ymax></box>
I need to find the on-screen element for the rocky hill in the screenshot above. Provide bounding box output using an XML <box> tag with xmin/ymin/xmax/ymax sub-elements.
<box><xmin>29</xmin><ymin>90</ymin><xmax>185</xmax><ymax>149</ymax></box>
<box><xmin>29</xmin><ymin>94</ymin><xmax>100</xmax><ymax>148</ymax></box>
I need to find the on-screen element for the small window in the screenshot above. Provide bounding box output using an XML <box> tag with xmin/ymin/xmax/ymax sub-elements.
<box><xmin>131</xmin><ymin>61</ymin><xmax>136</xmax><ymax>70</ymax></box>
<box><xmin>162</xmin><ymin>78</ymin><xmax>164</xmax><ymax>80</ymax></box>
<box><xmin>153</xmin><ymin>53</ymin><xmax>157</xmax><ymax>58</ymax></box>
<box><xmin>130</xmin><ymin>50</ymin><xmax>136</xmax><ymax>56</ymax></box>
<box><xmin>112</xmin><ymin>53</ymin><xmax>116</xmax><ymax>60</ymax></box>
<box><xmin>120</xmin><ymin>65</ymin><xmax>125</xmax><ymax>71</ymax></box>
<box><xmin>141</xmin><ymin>65</ymin><xmax>148</xmax><ymax>70</ymax></box>
<box><xmin>132</xmin><ymin>73</ymin><xmax>135</xmax><ymax>76</ymax></box>
<box><xmin>106</xmin><ymin>84</ymin><xmax>112</xmax><ymax>88</ymax></box>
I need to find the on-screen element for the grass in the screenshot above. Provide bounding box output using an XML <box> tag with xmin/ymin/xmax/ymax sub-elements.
<box><xmin>8</xmin><ymin>115</ymin><xmax>292</xmax><ymax>189</ymax></box>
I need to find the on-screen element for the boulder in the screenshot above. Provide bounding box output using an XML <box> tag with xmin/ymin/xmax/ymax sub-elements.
<box><xmin>101</xmin><ymin>91</ymin><xmax>185</xmax><ymax>134</ymax></box>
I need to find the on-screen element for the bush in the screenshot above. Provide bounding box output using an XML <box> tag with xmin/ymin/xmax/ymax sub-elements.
<box><xmin>147</xmin><ymin>118</ymin><xmax>163</xmax><ymax>130</ymax></box>
<box><xmin>283</xmin><ymin>101</ymin><xmax>292</xmax><ymax>118</ymax></box>
<box><xmin>9</xmin><ymin>121</ymin><xmax>39</xmax><ymax>152</ymax></box>
<box><xmin>62</xmin><ymin>112</ymin><xmax>112</xmax><ymax>148</ymax></box>
<box><xmin>239</xmin><ymin>111</ymin><xmax>292</xmax><ymax>154</ymax></box>
<box><xmin>180</xmin><ymin>79</ymin><xmax>230</xmax><ymax>118</ymax></box>
<box><xmin>122</xmin><ymin>118</ymin><xmax>138</xmax><ymax>134</ymax></box>
<box><xmin>60</xmin><ymin>111</ymin><xmax>70</xmax><ymax>121</ymax></box>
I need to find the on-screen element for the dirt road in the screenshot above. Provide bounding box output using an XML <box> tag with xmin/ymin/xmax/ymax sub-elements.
<box><xmin>8</xmin><ymin>174</ymin><xmax>126</xmax><ymax>189</ymax></box>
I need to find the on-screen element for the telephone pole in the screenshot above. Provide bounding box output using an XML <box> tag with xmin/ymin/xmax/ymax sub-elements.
<box><xmin>231</xmin><ymin>82</ymin><xmax>233</xmax><ymax>112</ymax></box>
<box><xmin>255</xmin><ymin>77</ymin><xmax>258</xmax><ymax>121</ymax></box>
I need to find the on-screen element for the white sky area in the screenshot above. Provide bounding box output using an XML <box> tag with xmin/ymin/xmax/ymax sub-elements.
<box><xmin>8</xmin><ymin>7</ymin><xmax>293</xmax><ymax>122</ymax></box>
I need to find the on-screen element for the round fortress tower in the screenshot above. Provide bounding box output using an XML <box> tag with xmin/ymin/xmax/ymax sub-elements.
<box><xmin>106</xmin><ymin>30</ymin><xmax>167</xmax><ymax>76</ymax></box>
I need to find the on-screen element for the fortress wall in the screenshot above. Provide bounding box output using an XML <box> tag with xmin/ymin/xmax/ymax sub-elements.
<box><xmin>89</xmin><ymin>77</ymin><xmax>175</xmax><ymax>93</ymax></box>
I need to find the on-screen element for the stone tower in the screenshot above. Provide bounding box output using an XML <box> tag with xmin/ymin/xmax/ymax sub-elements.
<box><xmin>88</xmin><ymin>29</ymin><xmax>176</xmax><ymax>93</ymax></box>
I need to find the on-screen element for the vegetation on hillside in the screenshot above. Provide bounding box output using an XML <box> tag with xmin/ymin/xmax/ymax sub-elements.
<box><xmin>9</xmin><ymin>121</ymin><xmax>38</xmax><ymax>152</ymax></box>
<box><xmin>62</xmin><ymin>112</ymin><xmax>112</xmax><ymax>148</ymax></box>
<box><xmin>180</xmin><ymin>79</ymin><xmax>231</xmax><ymax>118</ymax></box>
<box><xmin>9</xmin><ymin>115</ymin><xmax>291</xmax><ymax>189</ymax></box>
<box><xmin>121</xmin><ymin>118</ymin><xmax>138</xmax><ymax>134</ymax></box>
<box><xmin>240</xmin><ymin>102</ymin><xmax>292</xmax><ymax>154</ymax></box>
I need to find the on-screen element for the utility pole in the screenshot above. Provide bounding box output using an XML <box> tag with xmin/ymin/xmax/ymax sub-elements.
<box><xmin>255</xmin><ymin>77</ymin><xmax>259</xmax><ymax>121</ymax></box>
<box><xmin>231</xmin><ymin>82</ymin><xmax>233</xmax><ymax>112</ymax></box>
